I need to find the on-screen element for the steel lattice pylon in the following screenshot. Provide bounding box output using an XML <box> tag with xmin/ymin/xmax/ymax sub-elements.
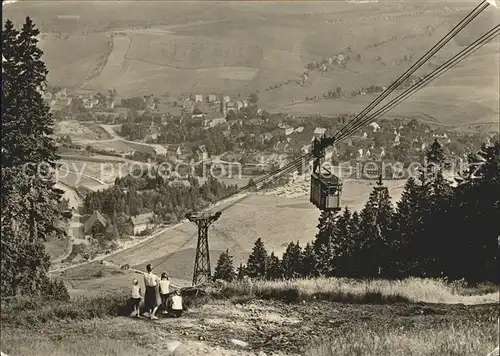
<box><xmin>187</xmin><ymin>211</ymin><xmax>222</xmax><ymax>286</ymax></box>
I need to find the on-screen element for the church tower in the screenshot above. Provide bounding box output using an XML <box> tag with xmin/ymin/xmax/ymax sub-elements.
<box><xmin>220</xmin><ymin>93</ymin><xmax>227</xmax><ymax>117</ymax></box>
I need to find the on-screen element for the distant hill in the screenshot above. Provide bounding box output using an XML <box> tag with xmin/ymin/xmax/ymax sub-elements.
<box><xmin>3</xmin><ymin>1</ymin><xmax>498</xmax><ymax>129</ymax></box>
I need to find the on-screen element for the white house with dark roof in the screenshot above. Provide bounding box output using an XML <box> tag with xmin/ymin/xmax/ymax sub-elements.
<box><xmin>235</xmin><ymin>100</ymin><xmax>244</xmax><ymax>111</ymax></box>
<box><xmin>311</xmin><ymin>127</ymin><xmax>326</xmax><ymax>141</ymax></box>
<box><xmin>130</xmin><ymin>212</ymin><xmax>155</xmax><ymax>235</ymax></box>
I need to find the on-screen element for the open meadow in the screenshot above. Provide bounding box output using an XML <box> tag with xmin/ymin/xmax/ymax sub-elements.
<box><xmin>2</xmin><ymin>271</ymin><xmax>498</xmax><ymax>356</ymax></box>
<box><xmin>4</xmin><ymin>1</ymin><xmax>499</xmax><ymax>129</ymax></box>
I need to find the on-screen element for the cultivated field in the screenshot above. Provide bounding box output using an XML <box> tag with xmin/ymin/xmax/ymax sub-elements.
<box><xmin>54</xmin><ymin>121</ymin><xmax>112</xmax><ymax>142</ymax></box>
<box><xmin>81</xmin><ymin>34</ymin><xmax>130</xmax><ymax>91</ymax></box>
<box><xmin>38</xmin><ymin>33</ymin><xmax>110</xmax><ymax>87</ymax></box>
<box><xmin>59</xmin><ymin>159</ymin><xmax>130</xmax><ymax>185</ymax></box>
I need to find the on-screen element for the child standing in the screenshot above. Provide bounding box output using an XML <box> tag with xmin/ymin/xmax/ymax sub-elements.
<box><xmin>159</xmin><ymin>273</ymin><xmax>170</xmax><ymax>314</ymax></box>
<box><xmin>131</xmin><ymin>278</ymin><xmax>142</xmax><ymax>317</ymax></box>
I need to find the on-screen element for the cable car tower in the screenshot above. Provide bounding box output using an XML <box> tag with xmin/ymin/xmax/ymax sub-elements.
<box><xmin>186</xmin><ymin>210</ymin><xmax>222</xmax><ymax>286</ymax></box>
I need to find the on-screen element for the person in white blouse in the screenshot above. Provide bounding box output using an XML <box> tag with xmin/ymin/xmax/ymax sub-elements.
<box><xmin>141</xmin><ymin>264</ymin><xmax>161</xmax><ymax>320</ymax></box>
<box><xmin>159</xmin><ymin>272</ymin><xmax>171</xmax><ymax>314</ymax></box>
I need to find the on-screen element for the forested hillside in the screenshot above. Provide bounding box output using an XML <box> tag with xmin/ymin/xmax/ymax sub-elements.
<box><xmin>217</xmin><ymin>140</ymin><xmax>500</xmax><ymax>284</ymax></box>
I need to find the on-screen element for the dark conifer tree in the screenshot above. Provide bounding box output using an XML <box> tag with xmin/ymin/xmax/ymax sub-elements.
<box><xmin>330</xmin><ymin>208</ymin><xmax>352</xmax><ymax>276</ymax></box>
<box><xmin>281</xmin><ymin>241</ymin><xmax>303</xmax><ymax>279</ymax></box>
<box><xmin>246</xmin><ymin>238</ymin><xmax>268</xmax><ymax>279</ymax></box>
<box><xmin>426</xmin><ymin>169</ymin><xmax>454</xmax><ymax>277</ymax></box>
<box><xmin>1</xmin><ymin>18</ymin><xmax>67</xmax><ymax>296</ymax></box>
<box><xmin>340</xmin><ymin>210</ymin><xmax>362</xmax><ymax>277</ymax></box>
<box><xmin>450</xmin><ymin>141</ymin><xmax>500</xmax><ymax>283</ymax></box>
<box><xmin>213</xmin><ymin>249</ymin><xmax>236</xmax><ymax>282</ymax></box>
<box><xmin>357</xmin><ymin>175</ymin><xmax>394</xmax><ymax>278</ymax></box>
<box><xmin>266</xmin><ymin>252</ymin><xmax>282</xmax><ymax>280</ymax></box>
<box><xmin>425</xmin><ymin>139</ymin><xmax>446</xmax><ymax>177</ymax></box>
<box><xmin>236</xmin><ymin>263</ymin><xmax>247</xmax><ymax>280</ymax></box>
<box><xmin>301</xmin><ymin>242</ymin><xmax>317</xmax><ymax>278</ymax></box>
<box><xmin>313</xmin><ymin>211</ymin><xmax>338</xmax><ymax>276</ymax></box>
<box><xmin>391</xmin><ymin>177</ymin><xmax>426</xmax><ymax>276</ymax></box>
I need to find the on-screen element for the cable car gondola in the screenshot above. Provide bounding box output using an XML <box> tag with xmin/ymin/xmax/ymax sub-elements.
<box><xmin>310</xmin><ymin>137</ymin><xmax>342</xmax><ymax>212</ymax></box>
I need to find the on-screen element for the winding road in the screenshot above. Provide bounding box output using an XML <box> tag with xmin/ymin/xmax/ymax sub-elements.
<box><xmin>50</xmin><ymin>182</ymin><xmax>87</xmax><ymax>267</ymax></box>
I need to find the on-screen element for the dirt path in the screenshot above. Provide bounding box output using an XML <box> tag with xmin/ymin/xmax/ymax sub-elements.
<box><xmin>74</xmin><ymin>124</ymin><xmax>165</xmax><ymax>156</ymax></box>
<box><xmin>50</xmin><ymin>184</ymin><xmax>87</xmax><ymax>266</ymax></box>
<box><xmin>125</xmin><ymin>298</ymin><xmax>499</xmax><ymax>355</ymax></box>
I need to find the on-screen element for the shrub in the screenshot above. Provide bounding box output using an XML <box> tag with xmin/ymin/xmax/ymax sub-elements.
<box><xmin>1</xmin><ymin>292</ymin><xmax>129</xmax><ymax>328</ymax></box>
<box><xmin>41</xmin><ymin>279</ymin><xmax>70</xmax><ymax>302</ymax></box>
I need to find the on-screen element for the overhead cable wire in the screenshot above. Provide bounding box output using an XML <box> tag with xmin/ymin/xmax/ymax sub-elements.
<box><xmin>334</xmin><ymin>25</ymin><xmax>500</xmax><ymax>144</ymax></box>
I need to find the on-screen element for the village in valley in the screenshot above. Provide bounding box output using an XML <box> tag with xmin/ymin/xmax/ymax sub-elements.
<box><xmin>45</xmin><ymin>80</ymin><xmax>497</xmax><ymax>267</ymax></box>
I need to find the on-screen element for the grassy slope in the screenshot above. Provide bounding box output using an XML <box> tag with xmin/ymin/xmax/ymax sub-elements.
<box><xmin>2</xmin><ymin>276</ymin><xmax>498</xmax><ymax>356</ymax></box>
<box><xmin>99</xmin><ymin>180</ymin><xmax>405</xmax><ymax>284</ymax></box>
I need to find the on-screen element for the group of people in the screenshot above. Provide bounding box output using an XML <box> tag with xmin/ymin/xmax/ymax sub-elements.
<box><xmin>131</xmin><ymin>264</ymin><xmax>184</xmax><ymax>320</ymax></box>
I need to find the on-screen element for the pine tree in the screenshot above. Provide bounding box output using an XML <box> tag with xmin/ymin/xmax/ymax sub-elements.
<box><xmin>426</xmin><ymin>169</ymin><xmax>454</xmax><ymax>277</ymax></box>
<box><xmin>246</xmin><ymin>238</ymin><xmax>268</xmax><ymax>279</ymax></box>
<box><xmin>345</xmin><ymin>211</ymin><xmax>362</xmax><ymax>277</ymax></box>
<box><xmin>450</xmin><ymin>141</ymin><xmax>500</xmax><ymax>283</ymax></box>
<box><xmin>391</xmin><ymin>177</ymin><xmax>426</xmax><ymax>276</ymax></box>
<box><xmin>1</xmin><ymin>18</ymin><xmax>67</xmax><ymax>297</ymax></box>
<box><xmin>357</xmin><ymin>176</ymin><xmax>393</xmax><ymax>278</ymax></box>
<box><xmin>213</xmin><ymin>249</ymin><xmax>236</xmax><ymax>282</ymax></box>
<box><xmin>281</xmin><ymin>241</ymin><xmax>303</xmax><ymax>279</ymax></box>
<box><xmin>330</xmin><ymin>208</ymin><xmax>352</xmax><ymax>276</ymax></box>
<box><xmin>266</xmin><ymin>252</ymin><xmax>282</xmax><ymax>280</ymax></box>
<box><xmin>313</xmin><ymin>211</ymin><xmax>338</xmax><ymax>276</ymax></box>
<box><xmin>425</xmin><ymin>139</ymin><xmax>446</xmax><ymax>177</ymax></box>
<box><xmin>301</xmin><ymin>243</ymin><xmax>317</xmax><ymax>278</ymax></box>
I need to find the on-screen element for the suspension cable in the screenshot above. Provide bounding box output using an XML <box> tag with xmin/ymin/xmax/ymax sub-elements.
<box><xmin>335</xmin><ymin>25</ymin><xmax>500</xmax><ymax>144</ymax></box>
